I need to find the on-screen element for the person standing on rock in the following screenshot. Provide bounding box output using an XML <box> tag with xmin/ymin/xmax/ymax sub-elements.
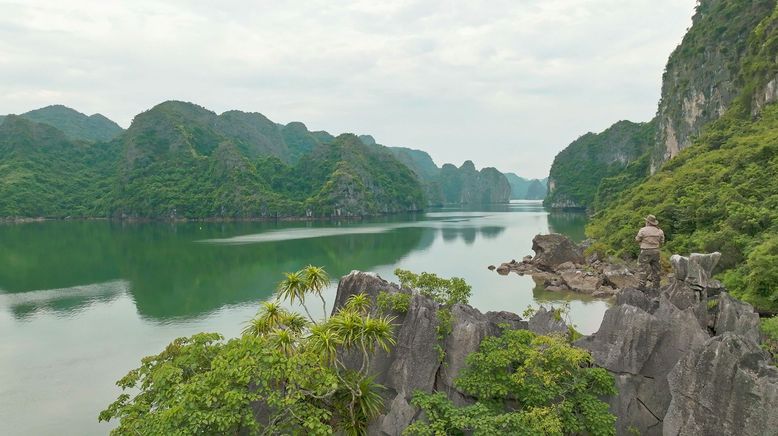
<box><xmin>635</xmin><ymin>214</ymin><xmax>665</xmax><ymax>293</ymax></box>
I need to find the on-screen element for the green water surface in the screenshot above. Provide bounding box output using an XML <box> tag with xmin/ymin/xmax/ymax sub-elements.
<box><xmin>0</xmin><ymin>201</ymin><xmax>608</xmax><ymax>435</ymax></box>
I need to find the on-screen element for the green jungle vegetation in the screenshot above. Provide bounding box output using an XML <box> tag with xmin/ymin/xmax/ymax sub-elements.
<box><xmin>0</xmin><ymin>116</ymin><xmax>119</xmax><ymax>217</ymax></box>
<box><xmin>544</xmin><ymin>119</ymin><xmax>656</xmax><ymax>210</ymax></box>
<box><xmin>99</xmin><ymin>268</ymin><xmax>616</xmax><ymax>435</ymax></box>
<box><xmin>0</xmin><ymin>104</ymin><xmax>123</xmax><ymax>142</ymax></box>
<box><xmin>0</xmin><ymin>100</ymin><xmax>518</xmax><ymax>219</ymax></box>
<box><xmin>0</xmin><ymin>101</ymin><xmax>426</xmax><ymax>219</ymax></box>
<box><xmin>587</xmin><ymin>2</ymin><xmax>778</xmax><ymax>311</ymax></box>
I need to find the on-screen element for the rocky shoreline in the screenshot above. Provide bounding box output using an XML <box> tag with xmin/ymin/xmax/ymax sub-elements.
<box><xmin>335</xmin><ymin>234</ymin><xmax>777</xmax><ymax>435</ymax></box>
<box><xmin>487</xmin><ymin>233</ymin><xmax>727</xmax><ymax>299</ymax></box>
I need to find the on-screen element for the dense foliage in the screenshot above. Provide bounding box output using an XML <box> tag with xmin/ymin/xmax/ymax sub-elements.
<box><xmin>588</xmin><ymin>3</ymin><xmax>778</xmax><ymax>311</ymax></box>
<box><xmin>100</xmin><ymin>266</ymin><xmax>395</xmax><ymax>435</ymax></box>
<box><xmin>0</xmin><ymin>101</ymin><xmax>426</xmax><ymax>219</ymax></box>
<box><xmin>405</xmin><ymin>328</ymin><xmax>616</xmax><ymax>436</ymax></box>
<box><xmin>544</xmin><ymin>119</ymin><xmax>656</xmax><ymax>210</ymax></box>
<box><xmin>17</xmin><ymin>104</ymin><xmax>123</xmax><ymax>142</ymax></box>
<box><xmin>0</xmin><ymin>116</ymin><xmax>119</xmax><ymax>218</ymax></box>
<box><xmin>761</xmin><ymin>316</ymin><xmax>778</xmax><ymax>364</ymax></box>
<box><xmin>588</xmin><ymin>104</ymin><xmax>778</xmax><ymax>309</ymax></box>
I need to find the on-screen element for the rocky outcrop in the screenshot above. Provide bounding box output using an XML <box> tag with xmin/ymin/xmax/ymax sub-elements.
<box><xmin>493</xmin><ymin>233</ymin><xmax>637</xmax><ymax>298</ymax></box>
<box><xmin>333</xmin><ymin>245</ymin><xmax>777</xmax><ymax>435</ymax></box>
<box><xmin>715</xmin><ymin>292</ymin><xmax>761</xmax><ymax>343</ymax></box>
<box><xmin>653</xmin><ymin>0</ymin><xmax>777</xmax><ymax>169</ymax></box>
<box><xmin>574</xmin><ymin>252</ymin><xmax>778</xmax><ymax>435</ymax></box>
<box><xmin>664</xmin><ymin>333</ymin><xmax>778</xmax><ymax>436</ymax></box>
<box><xmin>333</xmin><ymin>271</ymin><xmax>531</xmax><ymax>435</ymax></box>
<box><xmin>575</xmin><ymin>296</ymin><xmax>710</xmax><ymax>435</ymax></box>
<box><xmin>530</xmin><ymin>233</ymin><xmax>584</xmax><ymax>270</ymax></box>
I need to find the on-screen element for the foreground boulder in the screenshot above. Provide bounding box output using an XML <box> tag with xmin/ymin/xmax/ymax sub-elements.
<box><xmin>575</xmin><ymin>251</ymin><xmax>778</xmax><ymax>436</ymax></box>
<box><xmin>664</xmin><ymin>333</ymin><xmax>778</xmax><ymax>436</ymax></box>
<box><xmin>333</xmin><ymin>271</ymin><xmax>529</xmax><ymax>435</ymax></box>
<box><xmin>575</xmin><ymin>296</ymin><xmax>709</xmax><ymax>435</ymax></box>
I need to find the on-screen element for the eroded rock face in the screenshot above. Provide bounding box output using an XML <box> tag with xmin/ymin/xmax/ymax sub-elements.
<box><xmin>715</xmin><ymin>292</ymin><xmax>761</xmax><ymax>344</ymax></box>
<box><xmin>528</xmin><ymin>306</ymin><xmax>568</xmax><ymax>336</ymax></box>
<box><xmin>530</xmin><ymin>233</ymin><xmax>584</xmax><ymax>271</ymax></box>
<box><xmin>664</xmin><ymin>333</ymin><xmax>778</xmax><ymax>436</ymax></box>
<box><xmin>335</xmin><ymin>271</ymin><xmax>528</xmax><ymax>435</ymax></box>
<box><xmin>575</xmin><ymin>295</ymin><xmax>709</xmax><ymax>435</ymax></box>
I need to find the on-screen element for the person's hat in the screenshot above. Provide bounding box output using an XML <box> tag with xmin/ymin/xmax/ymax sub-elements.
<box><xmin>645</xmin><ymin>214</ymin><xmax>659</xmax><ymax>226</ymax></box>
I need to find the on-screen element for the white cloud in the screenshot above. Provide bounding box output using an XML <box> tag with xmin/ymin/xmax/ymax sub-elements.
<box><xmin>0</xmin><ymin>0</ymin><xmax>697</xmax><ymax>178</ymax></box>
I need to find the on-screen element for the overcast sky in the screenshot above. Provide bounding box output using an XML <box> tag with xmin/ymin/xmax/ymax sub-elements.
<box><xmin>0</xmin><ymin>0</ymin><xmax>697</xmax><ymax>178</ymax></box>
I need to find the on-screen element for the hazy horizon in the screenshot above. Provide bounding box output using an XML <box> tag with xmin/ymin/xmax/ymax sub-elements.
<box><xmin>0</xmin><ymin>0</ymin><xmax>697</xmax><ymax>178</ymax></box>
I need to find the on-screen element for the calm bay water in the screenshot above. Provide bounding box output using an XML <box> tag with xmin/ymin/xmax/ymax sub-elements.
<box><xmin>0</xmin><ymin>201</ymin><xmax>604</xmax><ymax>435</ymax></box>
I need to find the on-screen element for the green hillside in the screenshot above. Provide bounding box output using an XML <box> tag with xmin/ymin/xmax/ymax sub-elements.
<box><xmin>0</xmin><ymin>116</ymin><xmax>118</xmax><ymax>218</ymax></box>
<box><xmin>112</xmin><ymin>101</ymin><xmax>424</xmax><ymax>219</ymax></box>
<box><xmin>588</xmin><ymin>2</ymin><xmax>778</xmax><ymax>311</ymax></box>
<box><xmin>545</xmin><ymin>119</ymin><xmax>656</xmax><ymax>210</ymax></box>
<box><xmin>19</xmin><ymin>105</ymin><xmax>124</xmax><ymax>142</ymax></box>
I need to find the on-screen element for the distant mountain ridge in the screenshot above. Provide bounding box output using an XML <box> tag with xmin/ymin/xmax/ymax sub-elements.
<box><xmin>0</xmin><ymin>105</ymin><xmax>124</xmax><ymax>142</ymax></box>
<box><xmin>504</xmin><ymin>173</ymin><xmax>547</xmax><ymax>200</ymax></box>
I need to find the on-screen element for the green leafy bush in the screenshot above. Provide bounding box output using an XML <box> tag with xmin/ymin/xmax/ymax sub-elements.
<box><xmin>100</xmin><ymin>266</ymin><xmax>395</xmax><ymax>435</ymax></box>
<box><xmin>405</xmin><ymin>328</ymin><xmax>616</xmax><ymax>435</ymax></box>
<box><xmin>377</xmin><ymin>291</ymin><xmax>412</xmax><ymax>314</ymax></box>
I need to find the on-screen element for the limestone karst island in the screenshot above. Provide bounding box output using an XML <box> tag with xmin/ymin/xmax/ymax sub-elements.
<box><xmin>1</xmin><ymin>1</ymin><xmax>777</xmax><ymax>435</ymax></box>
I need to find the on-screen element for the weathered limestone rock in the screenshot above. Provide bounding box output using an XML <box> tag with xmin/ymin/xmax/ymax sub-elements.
<box><xmin>715</xmin><ymin>292</ymin><xmax>761</xmax><ymax>344</ymax></box>
<box><xmin>528</xmin><ymin>306</ymin><xmax>567</xmax><ymax>336</ymax></box>
<box><xmin>603</xmin><ymin>263</ymin><xmax>639</xmax><ymax>289</ymax></box>
<box><xmin>615</xmin><ymin>288</ymin><xmax>653</xmax><ymax>313</ymax></box>
<box><xmin>333</xmin><ymin>270</ymin><xmax>408</xmax><ymax>312</ymax></box>
<box><xmin>436</xmin><ymin>305</ymin><xmax>526</xmax><ymax>405</ymax></box>
<box><xmin>530</xmin><ymin>233</ymin><xmax>584</xmax><ymax>271</ymax></box>
<box><xmin>664</xmin><ymin>333</ymin><xmax>778</xmax><ymax>436</ymax></box>
<box><xmin>670</xmin><ymin>252</ymin><xmax>721</xmax><ymax>290</ymax></box>
<box><xmin>575</xmin><ymin>295</ymin><xmax>709</xmax><ymax>435</ymax></box>
<box><xmin>335</xmin><ymin>271</ymin><xmax>530</xmax><ymax>435</ymax></box>
<box><xmin>560</xmin><ymin>270</ymin><xmax>602</xmax><ymax>293</ymax></box>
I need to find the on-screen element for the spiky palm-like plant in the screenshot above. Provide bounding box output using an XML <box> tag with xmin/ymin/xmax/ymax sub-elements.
<box><xmin>303</xmin><ymin>265</ymin><xmax>330</xmax><ymax>320</ymax></box>
<box><xmin>344</xmin><ymin>293</ymin><xmax>371</xmax><ymax>315</ymax></box>
<box><xmin>277</xmin><ymin>271</ymin><xmax>316</xmax><ymax>322</ymax></box>
<box><xmin>242</xmin><ymin>301</ymin><xmax>285</xmax><ymax>337</ymax></box>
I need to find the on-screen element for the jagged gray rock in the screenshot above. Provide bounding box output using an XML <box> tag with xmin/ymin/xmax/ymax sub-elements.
<box><xmin>575</xmin><ymin>295</ymin><xmax>709</xmax><ymax>435</ymax></box>
<box><xmin>530</xmin><ymin>233</ymin><xmax>584</xmax><ymax>271</ymax></box>
<box><xmin>528</xmin><ymin>306</ymin><xmax>567</xmax><ymax>336</ymax></box>
<box><xmin>436</xmin><ymin>305</ymin><xmax>526</xmax><ymax>405</ymax></box>
<box><xmin>715</xmin><ymin>292</ymin><xmax>761</xmax><ymax>344</ymax></box>
<box><xmin>664</xmin><ymin>333</ymin><xmax>778</xmax><ymax>436</ymax></box>
<box><xmin>335</xmin><ymin>271</ymin><xmax>529</xmax><ymax>435</ymax></box>
<box><xmin>615</xmin><ymin>288</ymin><xmax>653</xmax><ymax>313</ymax></box>
<box><xmin>603</xmin><ymin>263</ymin><xmax>639</xmax><ymax>289</ymax></box>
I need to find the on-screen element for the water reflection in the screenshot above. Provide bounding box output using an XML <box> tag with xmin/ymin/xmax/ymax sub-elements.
<box><xmin>548</xmin><ymin>211</ymin><xmax>588</xmax><ymax>242</ymax></box>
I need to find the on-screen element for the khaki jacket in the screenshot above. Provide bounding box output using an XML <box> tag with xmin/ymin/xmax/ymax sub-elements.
<box><xmin>636</xmin><ymin>225</ymin><xmax>665</xmax><ymax>250</ymax></box>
